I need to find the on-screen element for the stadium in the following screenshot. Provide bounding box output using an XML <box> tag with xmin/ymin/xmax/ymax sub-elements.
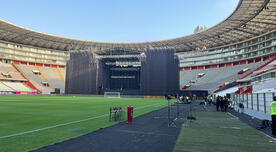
<box><xmin>0</xmin><ymin>0</ymin><xmax>276</xmax><ymax>151</ymax></box>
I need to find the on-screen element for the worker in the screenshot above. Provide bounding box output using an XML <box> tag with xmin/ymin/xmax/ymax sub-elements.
<box><xmin>220</xmin><ymin>96</ymin><xmax>225</xmax><ymax>112</ymax></box>
<box><xmin>271</xmin><ymin>96</ymin><xmax>276</xmax><ymax>135</ymax></box>
<box><xmin>224</xmin><ymin>97</ymin><xmax>231</xmax><ymax>112</ymax></box>
<box><xmin>208</xmin><ymin>95</ymin><xmax>213</xmax><ymax>105</ymax></box>
<box><xmin>216</xmin><ymin>96</ymin><xmax>221</xmax><ymax>111</ymax></box>
<box><xmin>186</xmin><ymin>96</ymin><xmax>190</xmax><ymax>103</ymax></box>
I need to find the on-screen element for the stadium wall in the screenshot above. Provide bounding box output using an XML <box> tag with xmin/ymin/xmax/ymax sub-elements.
<box><xmin>178</xmin><ymin>30</ymin><xmax>276</xmax><ymax>68</ymax></box>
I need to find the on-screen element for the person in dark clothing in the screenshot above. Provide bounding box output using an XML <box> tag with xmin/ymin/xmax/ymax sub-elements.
<box><xmin>224</xmin><ymin>97</ymin><xmax>229</xmax><ymax>112</ymax></box>
<box><xmin>204</xmin><ymin>96</ymin><xmax>207</xmax><ymax>102</ymax></box>
<box><xmin>220</xmin><ymin>96</ymin><xmax>225</xmax><ymax>112</ymax></box>
<box><xmin>216</xmin><ymin>96</ymin><xmax>221</xmax><ymax>111</ymax></box>
<box><xmin>208</xmin><ymin>96</ymin><xmax>213</xmax><ymax>105</ymax></box>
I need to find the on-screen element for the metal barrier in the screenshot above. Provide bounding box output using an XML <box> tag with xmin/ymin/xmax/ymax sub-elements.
<box><xmin>230</xmin><ymin>92</ymin><xmax>275</xmax><ymax>120</ymax></box>
<box><xmin>109</xmin><ymin>107</ymin><xmax>125</xmax><ymax>121</ymax></box>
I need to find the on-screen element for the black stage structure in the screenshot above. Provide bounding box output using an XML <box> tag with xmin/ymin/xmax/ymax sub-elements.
<box><xmin>65</xmin><ymin>48</ymin><xmax>179</xmax><ymax>96</ymax></box>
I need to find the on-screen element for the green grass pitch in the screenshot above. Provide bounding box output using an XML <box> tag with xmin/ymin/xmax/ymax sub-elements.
<box><xmin>173</xmin><ymin>112</ymin><xmax>276</xmax><ymax>152</ymax></box>
<box><xmin>0</xmin><ymin>96</ymin><xmax>168</xmax><ymax>152</ymax></box>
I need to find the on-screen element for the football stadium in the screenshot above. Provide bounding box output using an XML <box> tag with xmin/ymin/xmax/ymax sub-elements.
<box><xmin>0</xmin><ymin>0</ymin><xmax>276</xmax><ymax>152</ymax></box>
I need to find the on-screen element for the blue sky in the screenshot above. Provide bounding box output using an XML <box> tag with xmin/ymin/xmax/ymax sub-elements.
<box><xmin>0</xmin><ymin>0</ymin><xmax>239</xmax><ymax>42</ymax></box>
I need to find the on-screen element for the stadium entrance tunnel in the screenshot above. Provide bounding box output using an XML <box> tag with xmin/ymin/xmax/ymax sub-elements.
<box><xmin>65</xmin><ymin>48</ymin><xmax>179</xmax><ymax>96</ymax></box>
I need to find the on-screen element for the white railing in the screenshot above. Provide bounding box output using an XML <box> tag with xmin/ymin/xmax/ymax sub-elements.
<box><xmin>231</xmin><ymin>92</ymin><xmax>275</xmax><ymax>120</ymax></box>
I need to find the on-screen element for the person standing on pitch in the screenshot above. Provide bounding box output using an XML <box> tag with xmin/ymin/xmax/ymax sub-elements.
<box><xmin>224</xmin><ymin>97</ymin><xmax>229</xmax><ymax>112</ymax></box>
<box><xmin>271</xmin><ymin>96</ymin><xmax>276</xmax><ymax>135</ymax></box>
<box><xmin>208</xmin><ymin>95</ymin><xmax>213</xmax><ymax>105</ymax></box>
<box><xmin>220</xmin><ymin>96</ymin><xmax>225</xmax><ymax>112</ymax></box>
<box><xmin>216</xmin><ymin>96</ymin><xmax>220</xmax><ymax>111</ymax></box>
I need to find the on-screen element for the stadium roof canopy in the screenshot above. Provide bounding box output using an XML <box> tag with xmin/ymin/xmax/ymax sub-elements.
<box><xmin>0</xmin><ymin>0</ymin><xmax>275</xmax><ymax>52</ymax></box>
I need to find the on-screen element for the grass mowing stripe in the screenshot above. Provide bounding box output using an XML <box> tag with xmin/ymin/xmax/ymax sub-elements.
<box><xmin>227</xmin><ymin>113</ymin><xmax>276</xmax><ymax>140</ymax></box>
<box><xmin>0</xmin><ymin>114</ymin><xmax>108</xmax><ymax>139</ymax></box>
<box><xmin>174</xmin><ymin>112</ymin><xmax>276</xmax><ymax>152</ymax></box>
<box><xmin>135</xmin><ymin>102</ymin><xmax>165</xmax><ymax>110</ymax></box>
<box><xmin>0</xmin><ymin>102</ymin><xmax>164</xmax><ymax>139</ymax></box>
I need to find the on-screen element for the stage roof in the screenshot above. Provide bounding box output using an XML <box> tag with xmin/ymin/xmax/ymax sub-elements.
<box><xmin>0</xmin><ymin>0</ymin><xmax>275</xmax><ymax>52</ymax></box>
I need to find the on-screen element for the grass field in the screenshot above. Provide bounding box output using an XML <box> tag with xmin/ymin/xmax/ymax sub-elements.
<box><xmin>0</xmin><ymin>96</ymin><xmax>168</xmax><ymax>152</ymax></box>
<box><xmin>173</xmin><ymin>112</ymin><xmax>276</xmax><ymax>152</ymax></box>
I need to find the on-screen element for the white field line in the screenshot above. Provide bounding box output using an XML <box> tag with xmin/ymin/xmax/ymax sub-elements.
<box><xmin>0</xmin><ymin>102</ymin><xmax>164</xmax><ymax>139</ymax></box>
<box><xmin>260</xmin><ymin>131</ymin><xmax>276</xmax><ymax>141</ymax></box>
<box><xmin>227</xmin><ymin>112</ymin><xmax>238</xmax><ymax>119</ymax></box>
<box><xmin>227</xmin><ymin>113</ymin><xmax>276</xmax><ymax>140</ymax></box>
<box><xmin>220</xmin><ymin>126</ymin><xmax>241</xmax><ymax>130</ymax></box>
<box><xmin>0</xmin><ymin>114</ymin><xmax>108</xmax><ymax>139</ymax></box>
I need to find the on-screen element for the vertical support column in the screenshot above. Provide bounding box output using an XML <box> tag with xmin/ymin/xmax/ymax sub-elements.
<box><xmin>237</xmin><ymin>94</ymin><xmax>239</xmax><ymax>105</ymax></box>
<box><xmin>251</xmin><ymin>93</ymin><xmax>254</xmax><ymax>110</ymax></box>
<box><xmin>242</xmin><ymin>94</ymin><xmax>245</xmax><ymax>106</ymax></box>
<box><xmin>234</xmin><ymin>94</ymin><xmax>237</xmax><ymax>105</ymax></box>
<box><xmin>246</xmin><ymin>94</ymin><xmax>249</xmax><ymax>108</ymax></box>
<box><xmin>264</xmin><ymin>93</ymin><xmax>266</xmax><ymax>113</ymax></box>
<box><xmin>257</xmin><ymin>93</ymin><xmax>259</xmax><ymax>112</ymax></box>
<box><xmin>234</xmin><ymin>94</ymin><xmax>236</xmax><ymax>105</ymax></box>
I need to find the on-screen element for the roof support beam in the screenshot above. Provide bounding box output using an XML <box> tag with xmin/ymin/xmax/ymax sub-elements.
<box><xmin>235</xmin><ymin>28</ymin><xmax>259</xmax><ymax>35</ymax></box>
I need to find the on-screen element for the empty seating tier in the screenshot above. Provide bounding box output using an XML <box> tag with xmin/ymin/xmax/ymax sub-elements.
<box><xmin>15</xmin><ymin>64</ymin><xmax>65</xmax><ymax>94</ymax></box>
<box><xmin>180</xmin><ymin>61</ymin><xmax>267</xmax><ymax>92</ymax></box>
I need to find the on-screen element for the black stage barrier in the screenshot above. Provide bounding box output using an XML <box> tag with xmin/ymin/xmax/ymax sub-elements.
<box><xmin>66</xmin><ymin>49</ymin><xmax>179</xmax><ymax>96</ymax></box>
<box><xmin>140</xmin><ymin>48</ymin><xmax>179</xmax><ymax>96</ymax></box>
<box><xmin>65</xmin><ymin>51</ymin><xmax>99</xmax><ymax>94</ymax></box>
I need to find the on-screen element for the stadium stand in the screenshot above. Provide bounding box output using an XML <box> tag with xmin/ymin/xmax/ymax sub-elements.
<box><xmin>179</xmin><ymin>69</ymin><xmax>199</xmax><ymax>89</ymax></box>
<box><xmin>0</xmin><ymin>62</ymin><xmax>25</xmax><ymax>81</ymax></box>
<box><xmin>14</xmin><ymin>64</ymin><xmax>65</xmax><ymax>94</ymax></box>
<box><xmin>0</xmin><ymin>63</ymin><xmax>16</xmax><ymax>72</ymax></box>
<box><xmin>234</xmin><ymin>57</ymin><xmax>276</xmax><ymax>93</ymax></box>
<box><xmin>0</xmin><ymin>81</ymin><xmax>13</xmax><ymax>91</ymax></box>
<box><xmin>38</xmin><ymin>66</ymin><xmax>65</xmax><ymax>93</ymax></box>
<box><xmin>253</xmin><ymin>79</ymin><xmax>276</xmax><ymax>93</ymax></box>
<box><xmin>0</xmin><ymin>62</ymin><xmax>36</xmax><ymax>93</ymax></box>
<box><xmin>180</xmin><ymin>60</ymin><xmax>269</xmax><ymax>92</ymax></box>
<box><xmin>1</xmin><ymin>81</ymin><xmax>33</xmax><ymax>92</ymax></box>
